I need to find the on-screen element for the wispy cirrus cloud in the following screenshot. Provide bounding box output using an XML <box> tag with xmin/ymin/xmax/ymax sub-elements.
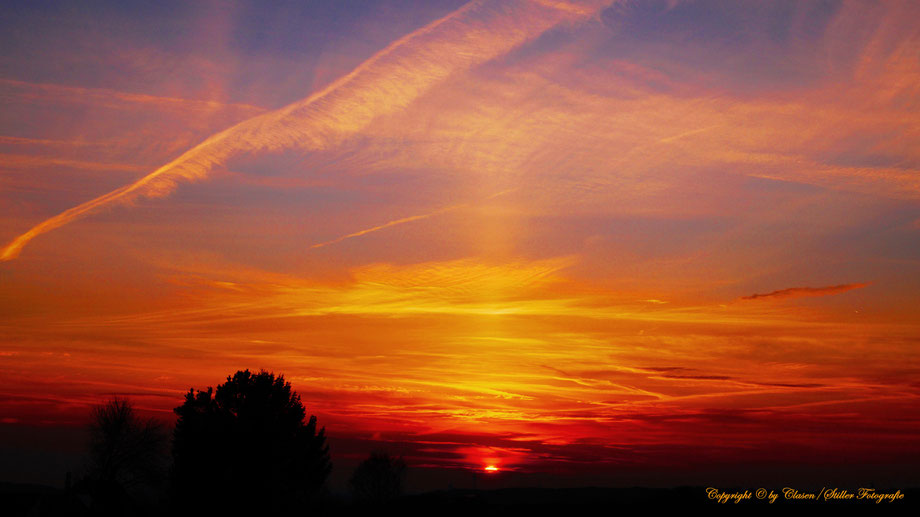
<box><xmin>0</xmin><ymin>78</ymin><xmax>267</xmax><ymax>116</ymax></box>
<box><xmin>0</xmin><ymin>0</ymin><xmax>613</xmax><ymax>261</ymax></box>
<box><xmin>0</xmin><ymin>153</ymin><xmax>146</xmax><ymax>173</ymax></box>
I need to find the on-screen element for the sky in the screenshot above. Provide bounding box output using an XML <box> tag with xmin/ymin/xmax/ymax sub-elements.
<box><xmin>1</xmin><ymin>0</ymin><xmax>919</xmax><ymax>491</ymax></box>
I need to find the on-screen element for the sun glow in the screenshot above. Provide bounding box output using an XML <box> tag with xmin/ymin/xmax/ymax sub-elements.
<box><xmin>484</xmin><ymin>465</ymin><xmax>500</xmax><ymax>473</ymax></box>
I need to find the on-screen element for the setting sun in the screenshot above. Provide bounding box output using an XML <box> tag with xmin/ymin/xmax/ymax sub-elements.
<box><xmin>484</xmin><ymin>466</ymin><xmax>500</xmax><ymax>474</ymax></box>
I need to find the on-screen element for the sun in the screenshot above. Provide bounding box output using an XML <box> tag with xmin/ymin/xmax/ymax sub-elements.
<box><xmin>484</xmin><ymin>465</ymin><xmax>500</xmax><ymax>473</ymax></box>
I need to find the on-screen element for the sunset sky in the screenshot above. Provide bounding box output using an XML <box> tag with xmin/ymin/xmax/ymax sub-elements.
<box><xmin>2</xmin><ymin>0</ymin><xmax>919</xmax><ymax>490</ymax></box>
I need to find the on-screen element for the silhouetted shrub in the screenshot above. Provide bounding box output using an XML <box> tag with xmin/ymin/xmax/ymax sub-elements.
<box><xmin>350</xmin><ymin>452</ymin><xmax>407</xmax><ymax>503</ymax></box>
<box><xmin>171</xmin><ymin>369</ymin><xmax>331</xmax><ymax>514</ymax></box>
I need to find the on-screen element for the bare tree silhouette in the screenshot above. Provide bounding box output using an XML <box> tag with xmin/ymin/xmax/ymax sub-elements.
<box><xmin>350</xmin><ymin>452</ymin><xmax>407</xmax><ymax>503</ymax></box>
<box><xmin>171</xmin><ymin>369</ymin><xmax>331</xmax><ymax>513</ymax></box>
<box><xmin>84</xmin><ymin>396</ymin><xmax>167</xmax><ymax>514</ymax></box>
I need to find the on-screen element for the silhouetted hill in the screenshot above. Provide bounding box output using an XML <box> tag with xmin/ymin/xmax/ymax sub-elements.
<box><xmin>403</xmin><ymin>486</ymin><xmax>705</xmax><ymax>511</ymax></box>
<box><xmin>4</xmin><ymin>483</ymin><xmax>917</xmax><ymax>515</ymax></box>
<box><xmin>353</xmin><ymin>486</ymin><xmax>920</xmax><ymax>515</ymax></box>
<box><xmin>0</xmin><ymin>482</ymin><xmax>87</xmax><ymax>516</ymax></box>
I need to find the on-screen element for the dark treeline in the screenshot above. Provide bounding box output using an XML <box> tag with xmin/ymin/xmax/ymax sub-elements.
<box><xmin>5</xmin><ymin>369</ymin><xmax>406</xmax><ymax>516</ymax></box>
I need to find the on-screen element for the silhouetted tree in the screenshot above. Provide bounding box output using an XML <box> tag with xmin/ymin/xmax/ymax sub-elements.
<box><xmin>84</xmin><ymin>396</ymin><xmax>167</xmax><ymax>514</ymax></box>
<box><xmin>349</xmin><ymin>452</ymin><xmax>407</xmax><ymax>503</ymax></box>
<box><xmin>171</xmin><ymin>369</ymin><xmax>331</xmax><ymax>514</ymax></box>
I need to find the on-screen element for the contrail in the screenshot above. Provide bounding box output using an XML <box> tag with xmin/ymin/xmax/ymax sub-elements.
<box><xmin>656</xmin><ymin>125</ymin><xmax>719</xmax><ymax>144</ymax></box>
<box><xmin>310</xmin><ymin>208</ymin><xmax>459</xmax><ymax>250</ymax></box>
<box><xmin>1</xmin><ymin>0</ymin><xmax>612</xmax><ymax>261</ymax></box>
<box><xmin>310</xmin><ymin>189</ymin><xmax>515</xmax><ymax>249</ymax></box>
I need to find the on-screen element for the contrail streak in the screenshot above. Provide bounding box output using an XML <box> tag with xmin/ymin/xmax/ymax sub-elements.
<box><xmin>309</xmin><ymin>189</ymin><xmax>515</xmax><ymax>249</ymax></box>
<box><xmin>310</xmin><ymin>209</ymin><xmax>459</xmax><ymax>250</ymax></box>
<box><xmin>1</xmin><ymin>0</ymin><xmax>612</xmax><ymax>261</ymax></box>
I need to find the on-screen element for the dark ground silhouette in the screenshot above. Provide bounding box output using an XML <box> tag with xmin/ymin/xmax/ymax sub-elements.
<box><xmin>3</xmin><ymin>369</ymin><xmax>918</xmax><ymax>515</ymax></box>
<box><xmin>349</xmin><ymin>452</ymin><xmax>407</xmax><ymax>503</ymax></box>
<box><xmin>6</xmin><ymin>483</ymin><xmax>918</xmax><ymax>516</ymax></box>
